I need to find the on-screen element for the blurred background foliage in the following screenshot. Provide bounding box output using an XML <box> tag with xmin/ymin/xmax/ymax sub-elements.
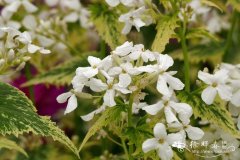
<box><xmin>0</xmin><ymin>0</ymin><xmax>240</xmax><ymax>159</ymax></box>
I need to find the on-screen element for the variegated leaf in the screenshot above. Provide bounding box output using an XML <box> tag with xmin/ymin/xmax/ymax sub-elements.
<box><xmin>0</xmin><ymin>137</ymin><xmax>27</xmax><ymax>157</ymax></box>
<box><xmin>178</xmin><ymin>91</ymin><xmax>240</xmax><ymax>138</ymax></box>
<box><xmin>0</xmin><ymin>82</ymin><xmax>79</xmax><ymax>157</ymax></box>
<box><xmin>152</xmin><ymin>15</ymin><xmax>179</xmax><ymax>53</ymax></box>
<box><xmin>90</xmin><ymin>3</ymin><xmax>126</xmax><ymax>49</ymax></box>
<box><xmin>22</xmin><ymin>53</ymin><xmax>97</xmax><ymax>87</ymax></box>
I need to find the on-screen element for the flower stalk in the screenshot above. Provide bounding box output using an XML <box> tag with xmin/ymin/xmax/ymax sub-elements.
<box><xmin>128</xmin><ymin>93</ymin><xmax>135</xmax><ymax>160</ymax></box>
<box><xmin>180</xmin><ymin>14</ymin><xmax>190</xmax><ymax>92</ymax></box>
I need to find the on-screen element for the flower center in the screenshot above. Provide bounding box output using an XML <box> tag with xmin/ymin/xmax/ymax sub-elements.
<box><xmin>159</xmin><ymin>138</ymin><xmax>164</xmax><ymax>144</ymax></box>
<box><xmin>212</xmin><ymin>82</ymin><xmax>217</xmax><ymax>88</ymax></box>
<box><xmin>108</xmin><ymin>83</ymin><xmax>113</xmax><ymax>89</ymax></box>
<box><xmin>164</xmin><ymin>101</ymin><xmax>169</xmax><ymax>107</ymax></box>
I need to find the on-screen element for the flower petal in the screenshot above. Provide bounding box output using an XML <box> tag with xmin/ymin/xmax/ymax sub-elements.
<box><xmin>158</xmin><ymin>54</ymin><xmax>174</xmax><ymax>71</ymax></box>
<box><xmin>56</xmin><ymin>92</ymin><xmax>73</xmax><ymax>103</ymax></box>
<box><xmin>201</xmin><ymin>86</ymin><xmax>217</xmax><ymax>105</ymax></box>
<box><xmin>28</xmin><ymin>44</ymin><xmax>40</xmax><ymax>53</ymax></box>
<box><xmin>22</xmin><ymin>1</ymin><xmax>38</xmax><ymax>13</ymax></box>
<box><xmin>157</xmin><ymin>76</ymin><xmax>171</xmax><ymax>96</ymax></box>
<box><xmin>154</xmin><ymin>123</ymin><xmax>167</xmax><ymax>139</ymax></box>
<box><xmin>217</xmin><ymin>84</ymin><xmax>232</xmax><ymax>101</ymax></box>
<box><xmin>198</xmin><ymin>71</ymin><xmax>214</xmax><ymax>85</ymax></box>
<box><xmin>142</xmin><ymin>138</ymin><xmax>158</xmax><ymax>153</ymax></box>
<box><xmin>104</xmin><ymin>89</ymin><xmax>116</xmax><ymax>107</ymax></box>
<box><xmin>88</xmin><ymin>78</ymin><xmax>108</xmax><ymax>92</ymax></box>
<box><xmin>81</xmin><ymin>105</ymin><xmax>106</xmax><ymax>121</ymax></box>
<box><xmin>106</xmin><ymin>0</ymin><xmax>120</xmax><ymax>7</ymax></box>
<box><xmin>157</xmin><ymin>143</ymin><xmax>173</xmax><ymax>160</ymax></box>
<box><xmin>133</xmin><ymin>18</ymin><xmax>145</xmax><ymax>31</ymax></box>
<box><xmin>64</xmin><ymin>12</ymin><xmax>79</xmax><ymax>22</ymax></box>
<box><xmin>142</xmin><ymin>101</ymin><xmax>164</xmax><ymax>115</ymax></box>
<box><xmin>113</xmin><ymin>41</ymin><xmax>133</xmax><ymax>56</ymax></box>
<box><xmin>64</xmin><ymin>94</ymin><xmax>78</xmax><ymax>114</ymax></box>
<box><xmin>164</xmin><ymin>107</ymin><xmax>179</xmax><ymax>124</ymax></box>
<box><xmin>231</xmin><ymin>90</ymin><xmax>240</xmax><ymax>107</ymax></box>
<box><xmin>88</xmin><ymin>56</ymin><xmax>102</xmax><ymax>67</ymax></box>
<box><xmin>165</xmin><ymin>73</ymin><xmax>184</xmax><ymax>91</ymax></box>
<box><xmin>108</xmin><ymin>67</ymin><xmax>122</xmax><ymax>76</ymax></box>
<box><xmin>170</xmin><ymin>102</ymin><xmax>193</xmax><ymax>125</ymax></box>
<box><xmin>167</xmin><ymin>131</ymin><xmax>186</xmax><ymax>146</ymax></box>
<box><xmin>118</xmin><ymin>73</ymin><xmax>131</xmax><ymax>88</ymax></box>
<box><xmin>185</xmin><ymin>125</ymin><xmax>204</xmax><ymax>140</ymax></box>
<box><xmin>83</xmin><ymin>68</ymin><xmax>98</xmax><ymax>78</ymax></box>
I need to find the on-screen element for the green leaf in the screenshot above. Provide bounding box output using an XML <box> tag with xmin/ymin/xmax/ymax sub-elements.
<box><xmin>0</xmin><ymin>137</ymin><xmax>27</xmax><ymax>157</ymax></box>
<box><xmin>227</xmin><ymin>0</ymin><xmax>240</xmax><ymax>12</ymax></box>
<box><xmin>170</xmin><ymin>41</ymin><xmax>225</xmax><ymax>64</ymax></box>
<box><xmin>89</xmin><ymin>3</ymin><xmax>126</xmax><ymax>49</ymax></box>
<box><xmin>152</xmin><ymin>15</ymin><xmax>179</xmax><ymax>53</ymax></box>
<box><xmin>79</xmin><ymin>106</ymin><xmax>123</xmax><ymax>152</ymax></box>
<box><xmin>22</xmin><ymin>52</ymin><xmax>96</xmax><ymax>87</ymax></box>
<box><xmin>186</xmin><ymin>28</ymin><xmax>219</xmax><ymax>41</ymax></box>
<box><xmin>178</xmin><ymin>91</ymin><xmax>240</xmax><ymax>138</ymax></box>
<box><xmin>0</xmin><ymin>82</ymin><xmax>79</xmax><ymax>157</ymax></box>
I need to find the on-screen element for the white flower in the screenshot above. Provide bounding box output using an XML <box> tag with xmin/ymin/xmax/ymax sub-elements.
<box><xmin>128</xmin><ymin>44</ymin><xmax>156</xmax><ymax>62</ymax></box>
<box><xmin>76</xmin><ymin>56</ymin><xmax>112</xmax><ymax>79</ymax></box>
<box><xmin>142</xmin><ymin>123</ymin><xmax>185</xmax><ymax>160</ymax></box>
<box><xmin>81</xmin><ymin>105</ymin><xmax>106</xmax><ymax>121</ymax></box>
<box><xmin>105</xmin><ymin>0</ymin><xmax>144</xmax><ymax>7</ymax></box>
<box><xmin>198</xmin><ymin>69</ymin><xmax>232</xmax><ymax>105</ymax></box>
<box><xmin>63</xmin><ymin>0</ymin><xmax>92</xmax><ymax>28</ymax></box>
<box><xmin>57</xmin><ymin>92</ymin><xmax>78</xmax><ymax>115</ymax></box>
<box><xmin>3</xmin><ymin>0</ymin><xmax>38</xmax><ymax>18</ymax></box>
<box><xmin>220</xmin><ymin>63</ymin><xmax>240</xmax><ymax>80</ymax></box>
<box><xmin>108</xmin><ymin>62</ymin><xmax>141</xmax><ymax>87</ymax></box>
<box><xmin>168</xmin><ymin>120</ymin><xmax>204</xmax><ymax>141</ymax></box>
<box><xmin>44</xmin><ymin>0</ymin><xmax>64</xmax><ymax>7</ymax></box>
<box><xmin>0</xmin><ymin>16</ymin><xmax>21</xmax><ymax>38</ymax></box>
<box><xmin>87</xmin><ymin>74</ymin><xmax>131</xmax><ymax>107</ymax></box>
<box><xmin>16</xmin><ymin>31</ymin><xmax>51</xmax><ymax>54</ymax></box>
<box><xmin>132</xmin><ymin>102</ymin><xmax>147</xmax><ymax>114</ymax></box>
<box><xmin>188</xmin><ymin>0</ymin><xmax>210</xmax><ymax>15</ymax></box>
<box><xmin>139</xmin><ymin>54</ymin><xmax>184</xmax><ymax>96</ymax></box>
<box><xmin>205</xmin><ymin>11</ymin><xmax>230</xmax><ymax>34</ymax></box>
<box><xmin>112</xmin><ymin>41</ymin><xmax>134</xmax><ymax>56</ymax></box>
<box><xmin>142</xmin><ymin>96</ymin><xmax>192</xmax><ymax>124</ymax></box>
<box><xmin>119</xmin><ymin>7</ymin><xmax>146</xmax><ymax>34</ymax></box>
<box><xmin>178</xmin><ymin>0</ymin><xmax>210</xmax><ymax>22</ymax></box>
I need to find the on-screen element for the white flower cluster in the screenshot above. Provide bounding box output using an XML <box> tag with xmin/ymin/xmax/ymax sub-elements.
<box><xmin>0</xmin><ymin>27</ymin><xmax>50</xmax><ymax>72</ymax></box>
<box><xmin>44</xmin><ymin>0</ymin><xmax>92</xmax><ymax>29</ymax></box>
<box><xmin>198</xmin><ymin>63</ymin><xmax>240</xmax><ymax>130</ymax></box>
<box><xmin>179</xmin><ymin>0</ymin><xmax>230</xmax><ymax>33</ymax></box>
<box><xmin>105</xmin><ymin>0</ymin><xmax>152</xmax><ymax>34</ymax></box>
<box><xmin>0</xmin><ymin>0</ymin><xmax>93</xmax><ymax>57</ymax></box>
<box><xmin>57</xmin><ymin>41</ymin><xmax>204</xmax><ymax>159</ymax></box>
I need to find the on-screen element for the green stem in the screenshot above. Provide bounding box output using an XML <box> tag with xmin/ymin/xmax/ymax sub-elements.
<box><xmin>121</xmin><ymin>138</ymin><xmax>129</xmax><ymax>160</ymax></box>
<box><xmin>128</xmin><ymin>94</ymin><xmax>134</xmax><ymax>160</ymax></box>
<box><xmin>223</xmin><ymin>10</ymin><xmax>238</xmax><ymax>61</ymax></box>
<box><xmin>100</xmin><ymin>40</ymin><xmax>106</xmax><ymax>57</ymax></box>
<box><xmin>106</xmin><ymin>134</ymin><xmax>122</xmax><ymax>146</ymax></box>
<box><xmin>180</xmin><ymin>16</ymin><xmax>190</xmax><ymax>92</ymax></box>
<box><xmin>25</xmin><ymin>64</ymin><xmax>35</xmax><ymax>104</ymax></box>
